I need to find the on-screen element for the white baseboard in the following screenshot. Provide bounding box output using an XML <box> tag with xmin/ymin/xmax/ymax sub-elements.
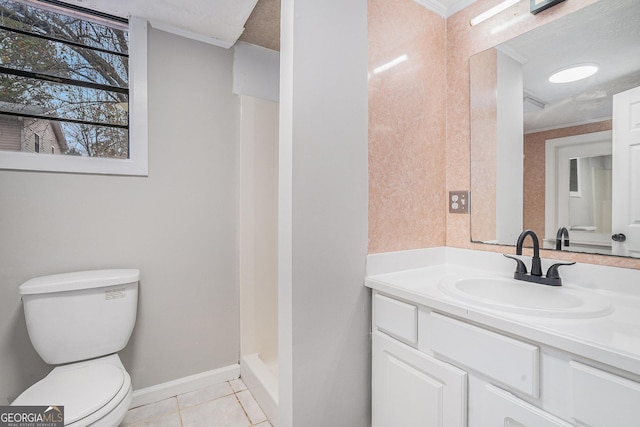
<box><xmin>241</xmin><ymin>354</ymin><xmax>279</xmax><ymax>426</ymax></box>
<box><xmin>130</xmin><ymin>363</ymin><xmax>240</xmax><ymax>408</ymax></box>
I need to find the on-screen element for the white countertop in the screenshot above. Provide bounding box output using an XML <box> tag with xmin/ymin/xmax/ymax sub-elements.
<box><xmin>365</xmin><ymin>247</ymin><xmax>640</xmax><ymax>377</ymax></box>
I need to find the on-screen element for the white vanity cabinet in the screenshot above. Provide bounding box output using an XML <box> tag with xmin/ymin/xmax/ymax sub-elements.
<box><xmin>372</xmin><ymin>294</ymin><xmax>467</xmax><ymax>427</ymax></box>
<box><xmin>371</xmin><ymin>290</ymin><xmax>640</xmax><ymax>427</ymax></box>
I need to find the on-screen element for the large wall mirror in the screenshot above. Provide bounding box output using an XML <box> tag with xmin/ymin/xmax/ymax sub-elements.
<box><xmin>470</xmin><ymin>0</ymin><xmax>640</xmax><ymax>258</ymax></box>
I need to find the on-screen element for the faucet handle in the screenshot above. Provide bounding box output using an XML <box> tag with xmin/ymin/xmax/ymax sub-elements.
<box><xmin>545</xmin><ymin>262</ymin><xmax>576</xmax><ymax>280</ymax></box>
<box><xmin>504</xmin><ymin>254</ymin><xmax>527</xmax><ymax>274</ymax></box>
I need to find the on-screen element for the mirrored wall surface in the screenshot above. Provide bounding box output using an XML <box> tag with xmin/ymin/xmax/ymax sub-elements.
<box><xmin>470</xmin><ymin>0</ymin><xmax>640</xmax><ymax>258</ymax></box>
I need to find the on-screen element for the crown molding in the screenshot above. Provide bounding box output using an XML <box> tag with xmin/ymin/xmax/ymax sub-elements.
<box><xmin>414</xmin><ymin>0</ymin><xmax>478</xmax><ymax>18</ymax></box>
<box><xmin>496</xmin><ymin>44</ymin><xmax>528</xmax><ymax>64</ymax></box>
<box><xmin>413</xmin><ymin>0</ymin><xmax>447</xmax><ymax>17</ymax></box>
<box><xmin>148</xmin><ymin>20</ymin><xmax>235</xmax><ymax>49</ymax></box>
<box><xmin>447</xmin><ymin>0</ymin><xmax>480</xmax><ymax>17</ymax></box>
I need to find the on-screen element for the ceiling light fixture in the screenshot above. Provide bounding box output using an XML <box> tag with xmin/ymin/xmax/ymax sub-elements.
<box><xmin>548</xmin><ymin>65</ymin><xmax>598</xmax><ymax>83</ymax></box>
<box><xmin>470</xmin><ymin>0</ymin><xmax>520</xmax><ymax>27</ymax></box>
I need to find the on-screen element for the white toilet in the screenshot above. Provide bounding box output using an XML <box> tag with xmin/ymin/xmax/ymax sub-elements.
<box><xmin>12</xmin><ymin>269</ymin><xmax>140</xmax><ymax>427</ymax></box>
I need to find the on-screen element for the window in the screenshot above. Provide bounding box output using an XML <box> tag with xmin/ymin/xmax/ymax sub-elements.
<box><xmin>0</xmin><ymin>0</ymin><xmax>147</xmax><ymax>175</ymax></box>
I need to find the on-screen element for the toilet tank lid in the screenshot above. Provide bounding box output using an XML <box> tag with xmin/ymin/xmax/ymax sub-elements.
<box><xmin>20</xmin><ymin>269</ymin><xmax>140</xmax><ymax>295</ymax></box>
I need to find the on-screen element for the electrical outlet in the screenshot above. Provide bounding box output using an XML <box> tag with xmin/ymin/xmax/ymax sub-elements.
<box><xmin>449</xmin><ymin>191</ymin><xmax>469</xmax><ymax>214</ymax></box>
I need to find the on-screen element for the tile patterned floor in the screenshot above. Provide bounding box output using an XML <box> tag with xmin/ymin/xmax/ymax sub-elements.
<box><xmin>121</xmin><ymin>379</ymin><xmax>271</xmax><ymax>427</ymax></box>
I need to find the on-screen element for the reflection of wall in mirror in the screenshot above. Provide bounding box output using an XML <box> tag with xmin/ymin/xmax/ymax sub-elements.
<box><xmin>569</xmin><ymin>155</ymin><xmax>612</xmax><ymax>233</ymax></box>
<box><xmin>523</xmin><ymin>120</ymin><xmax>612</xmax><ymax>238</ymax></box>
<box><xmin>470</xmin><ymin>48</ymin><xmax>497</xmax><ymax>242</ymax></box>
<box><xmin>470</xmin><ymin>48</ymin><xmax>523</xmax><ymax>244</ymax></box>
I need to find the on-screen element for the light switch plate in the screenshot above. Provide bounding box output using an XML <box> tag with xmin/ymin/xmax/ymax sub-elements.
<box><xmin>449</xmin><ymin>191</ymin><xmax>469</xmax><ymax>214</ymax></box>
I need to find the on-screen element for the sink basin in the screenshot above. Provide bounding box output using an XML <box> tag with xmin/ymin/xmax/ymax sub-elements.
<box><xmin>438</xmin><ymin>276</ymin><xmax>612</xmax><ymax>318</ymax></box>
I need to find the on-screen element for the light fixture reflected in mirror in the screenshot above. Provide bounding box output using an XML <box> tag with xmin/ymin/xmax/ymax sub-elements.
<box><xmin>549</xmin><ymin>65</ymin><xmax>599</xmax><ymax>84</ymax></box>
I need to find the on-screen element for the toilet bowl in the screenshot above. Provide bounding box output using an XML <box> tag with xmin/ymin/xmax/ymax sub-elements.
<box><xmin>12</xmin><ymin>355</ymin><xmax>132</xmax><ymax>427</ymax></box>
<box><xmin>12</xmin><ymin>269</ymin><xmax>139</xmax><ymax>427</ymax></box>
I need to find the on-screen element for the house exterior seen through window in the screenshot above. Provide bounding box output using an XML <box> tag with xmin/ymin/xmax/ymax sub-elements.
<box><xmin>0</xmin><ymin>0</ymin><xmax>130</xmax><ymax>160</ymax></box>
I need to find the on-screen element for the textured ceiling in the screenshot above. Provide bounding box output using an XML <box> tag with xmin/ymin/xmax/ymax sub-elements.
<box><xmin>239</xmin><ymin>0</ymin><xmax>280</xmax><ymax>51</ymax></box>
<box><xmin>499</xmin><ymin>0</ymin><xmax>640</xmax><ymax>132</ymax></box>
<box><xmin>60</xmin><ymin>0</ymin><xmax>261</xmax><ymax>47</ymax></box>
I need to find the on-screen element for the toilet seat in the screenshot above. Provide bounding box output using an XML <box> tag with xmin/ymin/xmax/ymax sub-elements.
<box><xmin>12</xmin><ymin>362</ymin><xmax>130</xmax><ymax>426</ymax></box>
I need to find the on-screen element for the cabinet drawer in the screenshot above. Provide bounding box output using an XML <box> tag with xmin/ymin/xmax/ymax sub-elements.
<box><xmin>374</xmin><ymin>293</ymin><xmax>417</xmax><ymax>344</ymax></box>
<box><xmin>479</xmin><ymin>384</ymin><xmax>572</xmax><ymax>426</ymax></box>
<box><xmin>570</xmin><ymin>361</ymin><xmax>640</xmax><ymax>426</ymax></box>
<box><xmin>430</xmin><ymin>313</ymin><xmax>539</xmax><ymax>397</ymax></box>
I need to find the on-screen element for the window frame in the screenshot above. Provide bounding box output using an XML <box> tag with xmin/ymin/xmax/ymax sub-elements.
<box><xmin>0</xmin><ymin>11</ymin><xmax>148</xmax><ymax>176</ymax></box>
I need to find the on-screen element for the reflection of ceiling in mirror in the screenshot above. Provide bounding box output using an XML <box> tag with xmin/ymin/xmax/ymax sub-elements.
<box><xmin>498</xmin><ymin>0</ymin><xmax>640</xmax><ymax>133</ymax></box>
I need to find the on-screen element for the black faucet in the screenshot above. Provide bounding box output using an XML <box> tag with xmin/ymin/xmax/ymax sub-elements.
<box><xmin>516</xmin><ymin>229</ymin><xmax>542</xmax><ymax>276</ymax></box>
<box><xmin>504</xmin><ymin>229</ymin><xmax>575</xmax><ymax>286</ymax></box>
<box><xmin>556</xmin><ymin>227</ymin><xmax>570</xmax><ymax>250</ymax></box>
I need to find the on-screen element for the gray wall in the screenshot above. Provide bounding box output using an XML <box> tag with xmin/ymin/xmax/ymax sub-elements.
<box><xmin>0</xmin><ymin>28</ymin><xmax>240</xmax><ymax>403</ymax></box>
<box><xmin>279</xmin><ymin>0</ymin><xmax>371</xmax><ymax>425</ymax></box>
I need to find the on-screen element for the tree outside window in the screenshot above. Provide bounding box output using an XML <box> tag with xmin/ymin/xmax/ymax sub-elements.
<box><xmin>0</xmin><ymin>0</ymin><xmax>129</xmax><ymax>159</ymax></box>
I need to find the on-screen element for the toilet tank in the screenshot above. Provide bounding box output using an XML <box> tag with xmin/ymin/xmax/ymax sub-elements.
<box><xmin>19</xmin><ymin>269</ymin><xmax>139</xmax><ymax>365</ymax></box>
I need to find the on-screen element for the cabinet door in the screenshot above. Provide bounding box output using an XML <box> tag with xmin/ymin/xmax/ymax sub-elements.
<box><xmin>570</xmin><ymin>361</ymin><xmax>640</xmax><ymax>426</ymax></box>
<box><xmin>479</xmin><ymin>383</ymin><xmax>573</xmax><ymax>427</ymax></box>
<box><xmin>372</xmin><ymin>331</ymin><xmax>467</xmax><ymax>427</ymax></box>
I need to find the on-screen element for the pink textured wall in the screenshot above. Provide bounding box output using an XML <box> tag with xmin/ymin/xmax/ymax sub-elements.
<box><xmin>368</xmin><ymin>0</ymin><xmax>447</xmax><ymax>254</ymax></box>
<box><xmin>523</xmin><ymin>120</ymin><xmax>612</xmax><ymax>238</ymax></box>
